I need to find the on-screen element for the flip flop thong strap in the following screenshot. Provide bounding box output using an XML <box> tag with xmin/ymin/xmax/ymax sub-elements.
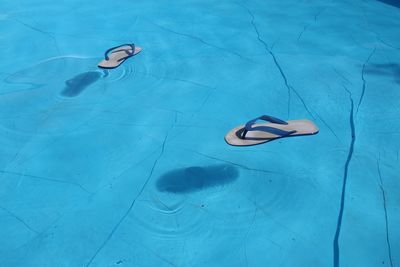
<box><xmin>116</xmin><ymin>44</ymin><xmax>136</xmax><ymax>62</ymax></box>
<box><xmin>241</xmin><ymin>115</ymin><xmax>296</xmax><ymax>139</ymax></box>
<box><xmin>104</xmin><ymin>44</ymin><xmax>135</xmax><ymax>60</ymax></box>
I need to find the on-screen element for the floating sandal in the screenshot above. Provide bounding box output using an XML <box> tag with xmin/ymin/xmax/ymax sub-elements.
<box><xmin>98</xmin><ymin>44</ymin><xmax>142</xmax><ymax>69</ymax></box>
<box><xmin>225</xmin><ymin>115</ymin><xmax>319</xmax><ymax>146</ymax></box>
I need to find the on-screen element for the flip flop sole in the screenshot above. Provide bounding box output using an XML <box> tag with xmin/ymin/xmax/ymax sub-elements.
<box><xmin>98</xmin><ymin>46</ymin><xmax>142</xmax><ymax>69</ymax></box>
<box><xmin>225</xmin><ymin>119</ymin><xmax>319</xmax><ymax>146</ymax></box>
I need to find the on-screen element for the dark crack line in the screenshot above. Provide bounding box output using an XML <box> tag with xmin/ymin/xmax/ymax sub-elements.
<box><xmin>7</xmin><ymin>213</ymin><xmax>66</xmax><ymax>255</ymax></box>
<box><xmin>3</xmin><ymin>84</ymin><xmax>142</xmax><ymax>171</ymax></box>
<box><xmin>0</xmin><ymin>206</ymin><xmax>39</xmax><ymax>234</ymax></box>
<box><xmin>240</xmin><ymin>3</ymin><xmax>314</xmax><ymax>119</ymax></box>
<box><xmin>13</xmin><ymin>18</ymin><xmax>62</xmax><ymax>56</ymax></box>
<box><xmin>314</xmin><ymin>7</ymin><xmax>325</xmax><ymax>22</ymax></box>
<box><xmin>357</xmin><ymin>7</ymin><xmax>400</xmax><ymax>52</ymax></box>
<box><xmin>297</xmin><ymin>25</ymin><xmax>310</xmax><ymax>41</ymax></box>
<box><xmin>377</xmin><ymin>157</ymin><xmax>394</xmax><ymax>267</ymax></box>
<box><xmin>85</xmin><ymin>130</ymin><xmax>171</xmax><ymax>267</ymax></box>
<box><xmin>378</xmin><ymin>37</ymin><xmax>400</xmax><ymax>50</ymax></box>
<box><xmin>314</xmin><ymin>112</ymin><xmax>342</xmax><ymax>143</ymax></box>
<box><xmin>142</xmin><ymin>244</ymin><xmax>179</xmax><ymax>267</ymax></box>
<box><xmin>189</xmin><ymin>88</ymin><xmax>215</xmax><ymax>120</ymax></box>
<box><xmin>333</xmin><ymin>88</ymin><xmax>355</xmax><ymax>267</ymax></box>
<box><xmin>240</xmin><ymin>4</ymin><xmax>290</xmax><ymax>116</ymax></box>
<box><xmin>358</xmin><ymin>13</ymin><xmax>400</xmax><ymax>51</ymax></box>
<box><xmin>136</xmin><ymin>70</ymin><xmax>213</xmax><ymax>89</ymax></box>
<box><xmin>244</xmin><ymin>207</ymin><xmax>257</xmax><ymax>267</ymax></box>
<box><xmin>0</xmin><ymin>170</ymin><xmax>90</xmax><ymax>193</ymax></box>
<box><xmin>151</xmin><ymin>22</ymin><xmax>252</xmax><ymax>61</ymax></box>
<box><xmin>0</xmin><ymin>84</ymin><xmax>43</xmax><ymax>96</ymax></box>
<box><xmin>13</xmin><ymin>18</ymin><xmax>52</xmax><ymax>36</ymax></box>
<box><xmin>298</xmin><ymin>7</ymin><xmax>326</xmax><ymax>41</ymax></box>
<box><xmin>119</xmin><ymin>237</ymin><xmax>179</xmax><ymax>267</ymax></box>
<box><xmin>243</xmin><ymin>195</ymin><xmax>305</xmax><ymax>246</ymax></box>
<box><xmin>88</xmin><ymin>144</ymin><xmax>165</xmax><ymax>198</ymax></box>
<box><xmin>289</xmin><ymin>85</ymin><xmax>315</xmax><ymax>119</ymax></box>
<box><xmin>119</xmin><ymin>237</ymin><xmax>178</xmax><ymax>267</ymax></box>
<box><xmin>0</xmin><ymin>96</ymin><xmax>71</xmax><ymax>178</ymax></box>
<box><xmin>192</xmin><ymin>150</ymin><xmax>278</xmax><ymax>175</ymax></box>
<box><xmin>333</xmin><ymin>68</ymin><xmax>352</xmax><ymax>85</ymax></box>
<box><xmin>169</xmin><ymin>77</ymin><xmax>213</xmax><ymax>89</ymax></box>
<box><xmin>356</xmin><ymin>48</ymin><xmax>376</xmax><ymax>114</ymax></box>
<box><xmin>2</xmin><ymin>71</ymin><xmax>45</xmax><ymax>92</ymax></box>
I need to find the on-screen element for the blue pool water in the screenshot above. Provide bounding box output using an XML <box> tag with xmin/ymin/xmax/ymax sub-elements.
<box><xmin>1</xmin><ymin>0</ymin><xmax>399</xmax><ymax>266</ymax></box>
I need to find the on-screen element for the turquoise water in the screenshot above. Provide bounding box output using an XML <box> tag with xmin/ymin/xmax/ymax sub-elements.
<box><xmin>1</xmin><ymin>0</ymin><xmax>399</xmax><ymax>266</ymax></box>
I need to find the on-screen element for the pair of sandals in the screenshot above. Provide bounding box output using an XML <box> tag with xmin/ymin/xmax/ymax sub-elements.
<box><xmin>97</xmin><ymin>44</ymin><xmax>319</xmax><ymax>146</ymax></box>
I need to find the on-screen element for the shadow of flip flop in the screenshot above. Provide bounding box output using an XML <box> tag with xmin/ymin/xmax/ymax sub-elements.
<box><xmin>61</xmin><ymin>71</ymin><xmax>102</xmax><ymax>97</ymax></box>
<box><xmin>156</xmin><ymin>164</ymin><xmax>239</xmax><ymax>194</ymax></box>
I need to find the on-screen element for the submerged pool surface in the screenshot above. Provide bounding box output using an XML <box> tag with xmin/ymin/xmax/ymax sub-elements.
<box><xmin>1</xmin><ymin>0</ymin><xmax>399</xmax><ymax>266</ymax></box>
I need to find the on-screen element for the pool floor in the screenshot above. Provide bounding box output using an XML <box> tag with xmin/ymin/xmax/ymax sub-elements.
<box><xmin>0</xmin><ymin>0</ymin><xmax>399</xmax><ymax>266</ymax></box>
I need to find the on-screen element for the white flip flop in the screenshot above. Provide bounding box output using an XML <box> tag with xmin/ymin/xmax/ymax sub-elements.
<box><xmin>98</xmin><ymin>44</ymin><xmax>141</xmax><ymax>69</ymax></box>
<box><xmin>225</xmin><ymin>115</ymin><xmax>319</xmax><ymax>146</ymax></box>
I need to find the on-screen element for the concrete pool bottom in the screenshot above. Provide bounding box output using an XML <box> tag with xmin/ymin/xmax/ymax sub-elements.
<box><xmin>0</xmin><ymin>0</ymin><xmax>399</xmax><ymax>266</ymax></box>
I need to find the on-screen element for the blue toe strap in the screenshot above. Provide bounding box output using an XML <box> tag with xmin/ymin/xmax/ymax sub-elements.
<box><xmin>244</xmin><ymin>115</ymin><xmax>288</xmax><ymax>129</ymax></box>
<box><xmin>104</xmin><ymin>44</ymin><xmax>135</xmax><ymax>60</ymax></box>
<box><xmin>241</xmin><ymin>115</ymin><xmax>296</xmax><ymax>139</ymax></box>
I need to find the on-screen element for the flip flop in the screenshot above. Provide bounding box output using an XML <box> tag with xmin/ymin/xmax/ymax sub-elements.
<box><xmin>225</xmin><ymin>115</ymin><xmax>319</xmax><ymax>146</ymax></box>
<box><xmin>98</xmin><ymin>44</ymin><xmax>142</xmax><ymax>69</ymax></box>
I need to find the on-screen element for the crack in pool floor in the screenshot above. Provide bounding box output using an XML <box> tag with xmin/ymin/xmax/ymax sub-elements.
<box><xmin>13</xmin><ymin>18</ymin><xmax>62</xmax><ymax>57</ymax></box>
<box><xmin>0</xmin><ymin>170</ymin><xmax>90</xmax><ymax>193</ymax></box>
<box><xmin>297</xmin><ymin>6</ymin><xmax>328</xmax><ymax>41</ymax></box>
<box><xmin>377</xmin><ymin>156</ymin><xmax>394</xmax><ymax>267</ymax></box>
<box><xmin>239</xmin><ymin>3</ymin><xmax>314</xmax><ymax>119</ymax></box>
<box><xmin>150</xmin><ymin>21</ymin><xmax>252</xmax><ymax>62</ymax></box>
<box><xmin>192</xmin><ymin>150</ymin><xmax>278</xmax><ymax>175</ymax></box>
<box><xmin>314</xmin><ymin>111</ymin><xmax>342</xmax><ymax>144</ymax></box>
<box><xmin>85</xmin><ymin>129</ymin><xmax>171</xmax><ymax>267</ymax></box>
<box><xmin>333</xmin><ymin>87</ymin><xmax>355</xmax><ymax>267</ymax></box>
<box><xmin>356</xmin><ymin>48</ymin><xmax>376</xmax><ymax>114</ymax></box>
<box><xmin>243</xmin><ymin>207</ymin><xmax>258</xmax><ymax>267</ymax></box>
<box><xmin>135</xmin><ymin>70</ymin><xmax>214</xmax><ymax>89</ymax></box>
<box><xmin>378</xmin><ymin>37</ymin><xmax>400</xmax><ymax>50</ymax></box>
<box><xmin>0</xmin><ymin>206</ymin><xmax>39</xmax><ymax>234</ymax></box>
